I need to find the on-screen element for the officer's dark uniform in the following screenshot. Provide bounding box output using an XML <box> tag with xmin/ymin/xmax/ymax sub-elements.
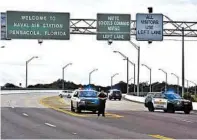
<box><xmin>97</xmin><ymin>91</ymin><xmax>107</xmax><ymax>117</ymax></box>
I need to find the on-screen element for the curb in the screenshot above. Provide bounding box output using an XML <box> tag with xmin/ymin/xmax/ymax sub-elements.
<box><xmin>123</xmin><ymin>97</ymin><xmax>144</xmax><ymax>104</ymax></box>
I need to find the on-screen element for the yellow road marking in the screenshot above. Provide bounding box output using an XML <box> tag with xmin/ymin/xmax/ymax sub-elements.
<box><xmin>39</xmin><ymin>97</ymin><xmax>86</xmax><ymax>117</ymax></box>
<box><xmin>149</xmin><ymin>134</ymin><xmax>175</xmax><ymax>140</ymax></box>
<box><xmin>39</xmin><ymin>96</ymin><xmax>124</xmax><ymax>118</ymax></box>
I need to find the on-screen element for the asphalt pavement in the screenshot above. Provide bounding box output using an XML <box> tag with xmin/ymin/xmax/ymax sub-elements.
<box><xmin>1</xmin><ymin>93</ymin><xmax>197</xmax><ymax>139</ymax></box>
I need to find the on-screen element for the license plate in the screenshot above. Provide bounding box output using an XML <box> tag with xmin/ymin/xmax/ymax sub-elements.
<box><xmin>156</xmin><ymin>105</ymin><xmax>164</xmax><ymax>108</ymax></box>
<box><xmin>184</xmin><ymin>102</ymin><xmax>188</xmax><ymax>105</ymax></box>
<box><xmin>116</xmin><ymin>94</ymin><xmax>119</xmax><ymax>96</ymax></box>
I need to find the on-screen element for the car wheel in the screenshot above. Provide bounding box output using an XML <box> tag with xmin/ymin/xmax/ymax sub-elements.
<box><xmin>164</xmin><ymin>109</ymin><xmax>167</xmax><ymax>113</ymax></box>
<box><xmin>60</xmin><ymin>94</ymin><xmax>63</xmax><ymax>98</ymax></box>
<box><xmin>71</xmin><ymin>102</ymin><xmax>75</xmax><ymax>112</ymax></box>
<box><xmin>184</xmin><ymin>108</ymin><xmax>190</xmax><ymax>114</ymax></box>
<box><xmin>92</xmin><ymin>110</ymin><xmax>97</xmax><ymax>114</ymax></box>
<box><xmin>148</xmin><ymin>102</ymin><xmax>154</xmax><ymax>112</ymax></box>
<box><xmin>76</xmin><ymin>107</ymin><xmax>81</xmax><ymax>113</ymax></box>
<box><xmin>76</xmin><ymin>104</ymin><xmax>81</xmax><ymax>113</ymax></box>
<box><xmin>119</xmin><ymin>98</ymin><xmax>121</xmax><ymax>101</ymax></box>
<box><xmin>167</xmin><ymin>104</ymin><xmax>175</xmax><ymax>113</ymax></box>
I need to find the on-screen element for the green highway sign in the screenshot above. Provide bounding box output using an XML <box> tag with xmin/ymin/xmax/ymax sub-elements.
<box><xmin>97</xmin><ymin>13</ymin><xmax>131</xmax><ymax>41</ymax></box>
<box><xmin>6</xmin><ymin>11</ymin><xmax>70</xmax><ymax>40</ymax></box>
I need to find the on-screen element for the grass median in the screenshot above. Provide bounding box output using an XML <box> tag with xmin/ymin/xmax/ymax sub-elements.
<box><xmin>39</xmin><ymin>96</ymin><xmax>124</xmax><ymax>118</ymax></box>
<box><xmin>39</xmin><ymin>96</ymin><xmax>86</xmax><ymax>117</ymax></box>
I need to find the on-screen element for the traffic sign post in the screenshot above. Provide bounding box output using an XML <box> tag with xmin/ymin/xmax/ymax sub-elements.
<box><xmin>136</xmin><ymin>13</ymin><xmax>163</xmax><ymax>41</ymax></box>
<box><xmin>97</xmin><ymin>13</ymin><xmax>131</xmax><ymax>41</ymax></box>
<box><xmin>6</xmin><ymin>11</ymin><xmax>70</xmax><ymax>40</ymax></box>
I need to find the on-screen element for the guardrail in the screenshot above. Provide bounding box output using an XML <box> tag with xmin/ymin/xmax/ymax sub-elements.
<box><xmin>124</xmin><ymin>94</ymin><xmax>197</xmax><ymax>111</ymax></box>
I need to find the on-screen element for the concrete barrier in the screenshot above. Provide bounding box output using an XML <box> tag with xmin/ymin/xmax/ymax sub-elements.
<box><xmin>0</xmin><ymin>90</ymin><xmax>62</xmax><ymax>95</ymax></box>
<box><xmin>124</xmin><ymin>94</ymin><xmax>197</xmax><ymax>111</ymax></box>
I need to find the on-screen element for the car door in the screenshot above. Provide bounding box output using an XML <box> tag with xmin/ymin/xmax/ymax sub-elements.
<box><xmin>72</xmin><ymin>91</ymin><xmax>79</xmax><ymax>108</ymax></box>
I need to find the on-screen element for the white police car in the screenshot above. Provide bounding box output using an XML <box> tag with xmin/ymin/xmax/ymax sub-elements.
<box><xmin>145</xmin><ymin>92</ymin><xmax>193</xmax><ymax>114</ymax></box>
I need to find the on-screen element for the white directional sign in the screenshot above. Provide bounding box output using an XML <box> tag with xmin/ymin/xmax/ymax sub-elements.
<box><xmin>136</xmin><ymin>13</ymin><xmax>163</xmax><ymax>41</ymax></box>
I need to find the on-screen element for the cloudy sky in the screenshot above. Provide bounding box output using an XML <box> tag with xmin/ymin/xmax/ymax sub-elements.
<box><xmin>0</xmin><ymin>0</ymin><xmax>197</xmax><ymax>87</ymax></box>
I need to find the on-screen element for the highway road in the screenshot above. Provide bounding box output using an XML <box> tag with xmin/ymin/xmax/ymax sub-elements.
<box><xmin>1</xmin><ymin>93</ymin><xmax>197</xmax><ymax>139</ymax></box>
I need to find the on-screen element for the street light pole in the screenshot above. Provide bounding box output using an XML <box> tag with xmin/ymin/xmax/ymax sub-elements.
<box><xmin>89</xmin><ymin>68</ymin><xmax>98</xmax><ymax>85</ymax></box>
<box><xmin>129</xmin><ymin>40</ymin><xmax>140</xmax><ymax>96</ymax></box>
<box><xmin>142</xmin><ymin>64</ymin><xmax>152</xmax><ymax>92</ymax></box>
<box><xmin>113</xmin><ymin>51</ymin><xmax>129</xmax><ymax>95</ymax></box>
<box><xmin>159</xmin><ymin>68</ymin><xmax>168</xmax><ymax>92</ymax></box>
<box><xmin>111</xmin><ymin>73</ymin><xmax>119</xmax><ymax>89</ymax></box>
<box><xmin>126</xmin><ymin>60</ymin><xmax>136</xmax><ymax>93</ymax></box>
<box><xmin>62</xmin><ymin>63</ymin><xmax>72</xmax><ymax>90</ymax></box>
<box><xmin>189</xmin><ymin>81</ymin><xmax>197</xmax><ymax>95</ymax></box>
<box><xmin>25</xmin><ymin>56</ymin><xmax>38</xmax><ymax>88</ymax></box>
<box><xmin>171</xmin><ymin>73</ymin><xmax>179</xmax><ymax>94</ymax></box>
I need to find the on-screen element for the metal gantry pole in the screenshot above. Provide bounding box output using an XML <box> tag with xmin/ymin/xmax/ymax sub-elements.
<box><xmin>127</xmin><ymin>57</ymin><xmax>129</xmax><ymax>95</ymax></box>
<box><xmin>133</xmin><ymin>64</ymin><xmax>136</xmax><ymax>93</ymax></box>
<box><xmin>137</xmin><ymin>47</ymin><xmax>140</xmax><ymax>95</ymax></box>
<box><xmin>182</xmin><ymin>27</ymin><xmax>185</xmax><ymax>97</ymax></box>
<box><xmin>62</xmin><ymin>63</ymin><xmax>72</xmax><ymax>90</ymax></box>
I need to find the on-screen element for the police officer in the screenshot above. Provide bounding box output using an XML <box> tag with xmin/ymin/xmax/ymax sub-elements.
<box><xmin>97</xmin><ymin>90</ymin><xmax>107</xmax><ymax>117</ymax></box>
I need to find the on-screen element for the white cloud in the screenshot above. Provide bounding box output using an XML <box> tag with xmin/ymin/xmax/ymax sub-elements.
<box><xmin>0</xmin><ymin>0</ymin><xmax>197</xmax><ymax>87</ymax></box>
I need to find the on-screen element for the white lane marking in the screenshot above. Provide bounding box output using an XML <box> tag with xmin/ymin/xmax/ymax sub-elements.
<box><xmin>22</xmin><ymin>113</ymin><xmax>28</xmax><ymax>117</ymax></box>
<box><xmin>72</xmin><ymin>132</ymin><xmax>77</xmax><ymax>135</ymax></box>
<box><xmin>11</xmin><ymin>106</ymin><xmax>14</xmax><ymax>108</ymax></box>
<box><xmin>180</xmin><ymin>119</ymin><xmax>193</xmax><ymax>123</ymax></box>
<box><xmin>45</xmin><ymin>123</ymin><xmax>56</xmax><ymax>128</ymax></box>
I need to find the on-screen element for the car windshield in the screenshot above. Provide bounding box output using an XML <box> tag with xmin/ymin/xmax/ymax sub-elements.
<box><xmin>79</xmin><ymin>91</ymin><xmax>97</xmax><ymax>97</ymax></box>
<box><xmin>113</xmin><ymin>91</ymin><xmax>121</xmax><ymax>94</ymax></box>
<box><xmin>165</xmin><ymin>93</ymin><xmax>182</xmax><ymax>100</ymax></box>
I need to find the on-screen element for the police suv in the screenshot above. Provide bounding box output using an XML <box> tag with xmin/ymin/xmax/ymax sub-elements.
<box><xmin>108</xmin><ymin>89</ymin><xmax>122</xmax><ymax>100</ymax></box>
<box><xmin>144</xmin><ymin>91</ymin><xmax>193</xmax><ymax>114</ymax></box>
<box><xmin>71</xmin><ymin>89</ymin><xmax>99</xmax><ymax>113</ymax></box>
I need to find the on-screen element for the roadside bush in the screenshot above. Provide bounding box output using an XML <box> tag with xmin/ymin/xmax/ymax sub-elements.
<box><xmin>183</xmin><ymin>93</ymin><xmax>195</xmax><ymax>102</ymax></box>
